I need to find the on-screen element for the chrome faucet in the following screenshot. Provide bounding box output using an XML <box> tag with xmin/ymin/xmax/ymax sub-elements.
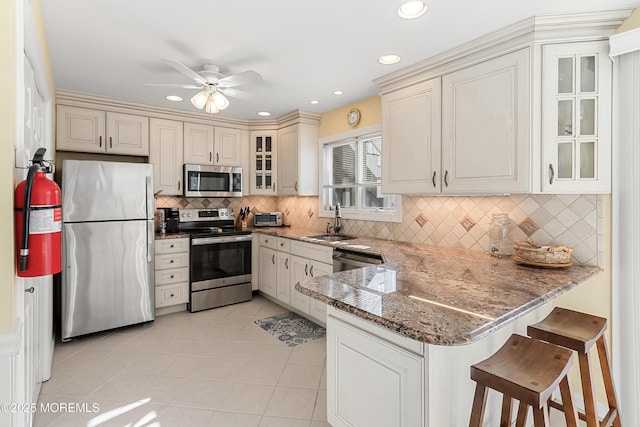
<box><xmin>326</xmin><ymin>203</ymin><xmax>342</xmax><ymax>234</ymax></box>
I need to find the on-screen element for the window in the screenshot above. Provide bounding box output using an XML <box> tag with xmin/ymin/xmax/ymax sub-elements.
<box><xmin>320</xmin><ymin>126</ymin><xmax>401</xmax><ymax>222</ymax></box>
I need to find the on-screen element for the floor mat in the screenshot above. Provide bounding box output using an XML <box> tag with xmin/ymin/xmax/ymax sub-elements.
<box><xmin>255</xmin><ymin>312</ymin><xmax>326</xmax><ymax>347</ymax></box>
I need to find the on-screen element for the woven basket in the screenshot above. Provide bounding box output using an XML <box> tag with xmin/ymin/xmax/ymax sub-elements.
<box><xmin>513</xmin><ymin>238</ymin><xmax>573</xmax><ymax>264</ymax></box>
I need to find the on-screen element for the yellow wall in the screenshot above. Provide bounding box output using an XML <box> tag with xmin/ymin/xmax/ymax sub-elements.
<box><xmin>617</xmin><ymin>7</ymin><xmax>640</xmax><ymax>33</ymax></box>
<box><xmin>319</xmin><ymin>95</ymin><xmax>381</xmax><ymax>137</ymax></box>
<box><xmin>0</xmin><ymin>0</ymin><xmax>18</xmax><ymax>334</ymax></box>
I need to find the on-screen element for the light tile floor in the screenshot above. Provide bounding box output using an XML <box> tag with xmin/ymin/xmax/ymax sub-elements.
<box><xmin>34</xmin><ymin>294</ymin><xmax>331</xmax><ymax>427</ymax></box>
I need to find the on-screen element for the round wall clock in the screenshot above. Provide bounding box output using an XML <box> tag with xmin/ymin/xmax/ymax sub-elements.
<box><xmin>347</xmin><ymin>109</ymin><xmax>361</xmax><ymax>127</ymax></box>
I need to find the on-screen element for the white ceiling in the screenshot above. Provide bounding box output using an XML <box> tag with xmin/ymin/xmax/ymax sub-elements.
<box><xmin>41</xmin><ymin>0</ymin><xmax>639</xmax><ymax>120</ymax></box>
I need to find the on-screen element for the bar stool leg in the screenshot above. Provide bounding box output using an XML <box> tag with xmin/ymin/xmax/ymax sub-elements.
<box><xmin>559</xmin><ymin>376</ymin><xmax>579</xmax><ymax>427</ymax></box>
<box><xmin>532</xmin><ymin>405</ymin><xmax>550</xmax><ymax>427</ymax></box>
<box><xmin>501</xmin><ymin>396</ymin><xmax>513</xmax><ymax>426</ymax></box>
<box><xmin>578</xmin><ymin>351</ymin><xmax>599</xmax><ymax>426</ymax></box>
<box><xmin>596</xmin><ymin>336</ymin><xmax>621</xmax><ymax>427</ymax></box>
<box><xmin>515</xmin><ymin>403</ymin><xmax>528</xmax><ymax>427</ymax></box>
<box><xmin>469</xmin><ymin>383</ymin><xmax>488</xmax><ymax>427</ymax></box>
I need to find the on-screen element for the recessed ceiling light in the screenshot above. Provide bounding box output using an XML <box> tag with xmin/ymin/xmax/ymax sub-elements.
<box><xmin>309</xmin><ymin>100</ymin><xmax>320</xmax><ymax>105</ymax></box>
<box><xmin>378</xmin><ymin>54</ymin><xmax>401</xmax><ymax>65</ymax></box>
<box><xmin>165</xmin><ymin>95</ymin><xmax>183</xmax><ymax>102</ymax></box>
<box><xmin>333</xmin><ymin>90</ymin><xmax>344</xmax><ymax>96</ymax></box>
<box><xmin>257</xmin><ymin>111</ymin><xmax>272</xmax><ymax>117</ymax></box>
<box><xmin>398</xmin><ymin>1</ymin><xmax>427</xmax><ymax>19</ymax></box>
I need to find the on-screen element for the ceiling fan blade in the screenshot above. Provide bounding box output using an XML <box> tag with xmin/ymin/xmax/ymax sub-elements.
<box><xmin>161</xmin><ymin>59</ymin><xmax>207</xmax><ymax>85</ymax></box>
<box><xmin>217</xmin><ymin>70</ymin><xmax>263</xmax><ymax>88</ymax></box>
<box><xmin>144</xmin><ymin>83</ymin><xmax>203</xmax><ymax>89</ymax></box>
<box><xmin>219</xmin><ymin>88</ymin><xmax>254</xmax><ymax>100</ymax></box>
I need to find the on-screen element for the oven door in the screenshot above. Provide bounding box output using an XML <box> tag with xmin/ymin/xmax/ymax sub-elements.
<box><xmin>190</xmin><ymin>234</ymin><xmax>252</xmax><ymax>291</ymax></box>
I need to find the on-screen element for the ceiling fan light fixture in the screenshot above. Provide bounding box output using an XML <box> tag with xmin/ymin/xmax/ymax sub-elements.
<box><xmin>191</xmin><ymin>91</ymin><xmax>209</xmax><ymax>109</ymax></box>
<box><xmin>211</xmin><ymin>91</ymin><xmax>230</xmax><ymax>110</ymax></box>
<box><xmin>205</xmin><ymin>97</ymin><xmax>219</xmax><ymax>114</ymax></box>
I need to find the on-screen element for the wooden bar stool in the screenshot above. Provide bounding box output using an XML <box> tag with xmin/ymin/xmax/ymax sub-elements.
<box><xmin>527</xmin><ymin>307</ymin><xmax>621</xmax><ymax>427</ymax></box>
<box><xmin>469</xmin><ymin>334</ymin><xmax>579</xmax><ymax>427</ymax></box>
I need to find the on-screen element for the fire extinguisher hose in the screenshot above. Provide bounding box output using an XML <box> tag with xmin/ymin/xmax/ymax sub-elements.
<box><xmin>19</xmin><ymin>164</ymin><xmax>40</xmax><ymax>272</ymax></box>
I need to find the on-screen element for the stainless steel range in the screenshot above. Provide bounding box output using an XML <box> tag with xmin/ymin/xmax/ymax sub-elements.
<box><xmin>179</xmin><ymin>208</ymin><xmax>252</xmax><ymax>312</ymax></box>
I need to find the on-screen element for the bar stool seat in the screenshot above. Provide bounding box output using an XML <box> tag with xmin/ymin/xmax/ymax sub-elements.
<box><xmin>469</xmin><ymin>333</ymin><xmax>579</xmax><ymax>427</ymax></box>
<box><xmin>527</xmin><ymin>307</ymin><xmax>621</xmax><ymax>427</ymax></box>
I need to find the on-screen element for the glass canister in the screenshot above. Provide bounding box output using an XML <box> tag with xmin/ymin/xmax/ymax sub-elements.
<box><xmin>489</xmin><ymin>213</ymin><xmax>513</xmax><ymax>258</ymax></box>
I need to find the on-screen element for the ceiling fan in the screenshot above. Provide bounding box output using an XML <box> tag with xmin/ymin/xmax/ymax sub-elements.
<box><xmin>146</xmin><ymin>59</ymin><xmax>263</xmax><ymax>113</ymax></box>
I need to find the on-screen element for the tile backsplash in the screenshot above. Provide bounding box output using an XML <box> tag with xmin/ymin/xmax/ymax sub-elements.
<box><xmin>156</xmin><ymin>194</ymin><xmax>602</xmax><ymax>267</ymax></box>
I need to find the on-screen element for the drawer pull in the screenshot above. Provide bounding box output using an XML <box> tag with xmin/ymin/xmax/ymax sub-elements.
<box><xmin>170</xmin><ymin>244</ymin><xmax>174</xmax><ymax>248</ymax></box>
<box><xmin>170</xmin><ymin>275</ymin><xmax>174</xmax><ymax>279</ymax></box>
<box><xmin>170</xmin><ymin>260</ymin><xmax>174</xmax><ymax>263</ymax></box>
<box><xmin>170</xmin><ymin>293</ymin><xmax>175</xmax><ymax>298</ymax></box>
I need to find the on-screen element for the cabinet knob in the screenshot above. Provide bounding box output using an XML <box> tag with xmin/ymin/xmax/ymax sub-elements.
<box><xmin>170</xmin><ymin>244</ymin><xmax>174</xmax><ymax>248</ymax></box>
<box><xmin>170</xmin><ymin>275</ymin><xmax>174</xmax><ymax>279</ymax></box>
<box><xmin>170</xmin><ymin>260</ymin><xmax>174</xmax><ymax>263</ymax></box>
<box><xmin>170</xmin><ymin>293</ymin><xmax>175</xmax><ymax>298</ymax></box>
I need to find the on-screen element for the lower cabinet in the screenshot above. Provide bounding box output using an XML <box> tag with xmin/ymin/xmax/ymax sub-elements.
<box><xmin>154</xmin><ymin>237</ymin><xmax>189</xmax><ymax>310</ymax></box>
<box><xmin>256</xmin><ymin>233</ymin><xmax>331</xmax><ymax>325</ymax></box>
<box><xmin>327</xmin><ymin>307</ymin><xmax>425</xmax><ymax>427</ymax></box>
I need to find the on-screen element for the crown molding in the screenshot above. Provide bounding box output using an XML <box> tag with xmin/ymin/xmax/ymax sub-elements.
<box><xmin>374</xmin><ymin>10</ymin><xmax>632</xmax><ymax>94</ymax></box>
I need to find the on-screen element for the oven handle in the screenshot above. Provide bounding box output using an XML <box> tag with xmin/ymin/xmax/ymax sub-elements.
<box><xmin>191</xmin><ymin>234</ymin><xmax>253</xmax><ymax>245</ymax></box>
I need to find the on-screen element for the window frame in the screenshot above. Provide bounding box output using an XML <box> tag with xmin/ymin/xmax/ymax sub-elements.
<box><xmin>318</xmin><ymin>124</ymin><xmax>402</xmax><ymax>223</ymax></box>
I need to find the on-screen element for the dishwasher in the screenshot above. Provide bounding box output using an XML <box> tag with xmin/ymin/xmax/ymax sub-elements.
<box><xmin>332</xmin><ymin>248</ymin><xmax>384</xmax><ymax>272</ymax></box>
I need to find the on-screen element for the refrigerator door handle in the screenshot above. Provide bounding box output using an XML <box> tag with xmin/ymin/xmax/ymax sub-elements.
<box><xmin>147</xmin><ymin>220</ymin><xmax>154</xmax><ymax>263</ymax></box>
<box><xmin>146</xmin><ymin>175</ymin><xmax>154</xmax><ymax>219</ymax></box>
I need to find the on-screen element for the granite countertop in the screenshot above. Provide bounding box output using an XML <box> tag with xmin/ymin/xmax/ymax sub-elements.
<box><xmin>254</xmin><ymin>228</ymin><xmax>601</xmax><ymax>346</ymax></box>
<box><xmin>155</xmin><ymin>232</ymin><xmax>190</xmax><ymax>240</ymax></box>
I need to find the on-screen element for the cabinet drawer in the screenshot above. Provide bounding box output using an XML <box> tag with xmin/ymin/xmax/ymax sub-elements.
<box><xmin>155</xmin><ymin>252</ymin><xmax>189</xmax><ymax>270</ymax></box>
<box><xmin>155</xmin><ymin>283</ymin><xmax>189</xmax><ymax>308</ymax></box>
<box><xmin>155</xmin><ymin>267</ymin><xmax>189</xmax><ymax>286</ymax></box>
<box><xmin>290</xmin><ymin>240</ymin><xmax>333</xmax><ymax>264</ymax></box>
<box><xmin>276</xmin><ymin>237</ymin><xmax>291</xmax><ymax>252</ymax></box>
<box><xmin>155</xmin><ymin>238</ymin><xmax>189</xmax><ymax>254</ymax></box>
<box><xmin>258</xmin><ymin>233</ymin><xmax>277</xmax><ymax>249</ymax></box>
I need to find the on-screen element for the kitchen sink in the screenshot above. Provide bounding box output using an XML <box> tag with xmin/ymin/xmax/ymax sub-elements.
<box><xmin>307</xmin><ymin>234</ymin><xmax>356</xmax><ymax>242</ymax></box>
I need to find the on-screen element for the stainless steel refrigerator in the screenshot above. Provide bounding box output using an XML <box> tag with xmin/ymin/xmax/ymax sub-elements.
<box><xmin>61</xmin><ymin>160</ymin><xmax>155</xmax><ymax>340</ymax></box>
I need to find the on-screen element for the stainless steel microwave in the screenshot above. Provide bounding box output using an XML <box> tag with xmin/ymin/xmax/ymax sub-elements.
<box><xmin>184</xmin><ymin>164</ymin><xmax>242</xmax><ymax>198</ymax></box>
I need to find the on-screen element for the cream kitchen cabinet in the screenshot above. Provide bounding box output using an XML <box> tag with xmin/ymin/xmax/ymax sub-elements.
<box><xmin>381</xmin><ymin>48</ymin><xmax>530</xmax><ymax>195</ymax></box>
<box><xmin>277</xmin><ymin>121</ymin><xmax>320</xmax><ymax>196</ymax></box>
<box><xmin>249</xmin><ymin>130</ymin><xmax>278</xmax><ymax>195</ymax></box>
<box><xmin>541</xmin><ymin>41</ymin><xmax>612</xmax><ymax>194</ymax></box>
<box><xmin>381</xmin><ymin>78</ymin><xmax>441</xmax><ymax>194</ymax></box>
<box><xmin>184</xmin><ymin>124</ymin><xmax>244</xmax><ymax>167</ymax></box>
<box><xmin>154</xmin><ymin>238</ymin><xmax>189</xmax><ymax>310</ymax></box>
<box><xmin>289</xmin><ymin>239</ymin><xmax>332</xmax><ymax>323</ymax></box>
<box><xmin>257</xmin><ymin>234</ymin><xmax>277</xmax><ymax>298</ymax></box>
<box><xmin>441</xmin><ymin>48</ymin><xmax>531</xmax><ymax>193</ymax></box>
<box><xmin>149</xmin><ymin>118</ymin><xmax>184</xmax><ymax>196</ymax></box>
<box><xmin>275</xmin><ymin>238</ymin><xmax>291</xmax><ymax>304</ymax></box>
<box><xmin>57</xmin><ymin>105</ymin><xmax>149</xmax><ymax>156</ymax></box>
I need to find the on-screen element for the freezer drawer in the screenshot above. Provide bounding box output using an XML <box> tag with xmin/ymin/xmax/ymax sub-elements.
<box><xmin>61</xmin><ymin>220</ymin><xmax>154</xmax><ymax>340</ymax></box>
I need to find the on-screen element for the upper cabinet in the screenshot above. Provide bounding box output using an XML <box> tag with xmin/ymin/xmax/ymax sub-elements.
<box><xmin>149</xmin><ymin>118</ymin><xmax>183</xmax><ymax>196</ymax></box>
<box><xmin>541</xmin><ymin>41</ymin><xmax>611</xmax><ymax>194</ymax></box>
<box><xmin>381</xmin><ymin>78</ymin><xmax>441</xmax><ymax>194</ymax></box>
<box><xmin>375</xmin><ymin>11</ymin><xmax>628</xmax><ymax>195</ymax></box>
<box><xmin>57</xmin><ymin>106</ymin><xmax>149</xmax><ymax>156</ymax></box>
<box><xmin>214</xmin><ymin>127</ymin><xmax>243</xmax><ymax>166</ymax></box>
<box><xmin>441</xmin><ymin>48</ymin><xmax>530</xmax><ymax>193</ymax></box>
<box><xmin>249</xmin><ymin>130</ymin><xmax>278</xmax><ymax>195</ymax></box>
<box><xmin>183</xmin><ymin>124</ymin><xmax>243</xmax><ymax>167</ymax></box>
<box><xmin>277</xmin><ymin>113</ymin><xmax>321</xmax><ymax>196</ymax></box>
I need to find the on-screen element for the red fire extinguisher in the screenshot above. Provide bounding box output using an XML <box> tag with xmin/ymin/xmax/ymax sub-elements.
<box><xmin>14</xmin><ymin>148</ymin><xmax>62</xmax><ymax>277</ymax></box>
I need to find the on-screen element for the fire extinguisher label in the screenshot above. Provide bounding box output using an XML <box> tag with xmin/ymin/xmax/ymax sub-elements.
<box><xmin>29</xmin><ymin>206</ymin><xmax>62</xmax><ymax>234</ymax></box>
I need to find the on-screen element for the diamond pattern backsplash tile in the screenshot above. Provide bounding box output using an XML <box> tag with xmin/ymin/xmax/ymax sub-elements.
<box><xmin>157</xmin><ymin>194</ymin><xmax>603</xmax><ymax>267</ymax></box>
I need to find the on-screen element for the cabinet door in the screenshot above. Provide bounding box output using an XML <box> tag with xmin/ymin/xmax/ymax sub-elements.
<box><xmin>278</xmin><ymin>125</ymin><xmax>299</xmax><ymax>195</ymax></box>
<box><xmin>106</xmin><ymin>112</ymin><xmax>149</xmax><ymax>156</ymax></box>
<box><xmin>327</xmin><ymin>315</ymin><xmax>424</xmax><ymax>427</ymax></box>
<box><xmin>442</xmin><ymin>48</ymin><xmax>531</xmax><ymax>193</ymax></box>
<box><xmin>259</xmin><ymin>247</ymin><xmax>277</xmax><ymax>298</ymax></box>
<box><xmin>381</xmin><ymin>78</ymin><xmax>441</xmax><ymax>194</ymax></box>
<box><xmin>542</xmin><ymin>41</ymin><xmax>611</xmax><ymax>193</ymax></box>
<box><xmin>290</xmin><ymin>254</ymin><xmax>310</xmax><ymax>314</ymax></box>
<box><xmin>309</xmin><ymin>261</ymin><xmax>331</xmax><ymax>322</ymax></box>
<box><xmin>276</xmin><ymin>251</ymin><xmax>291</xmax><ymax>304</ymax></box>
<box><xmin>250</xmin><ymin>131</ymin><xmax>278</xmax><ymax>195</ymax></box>
<box><xmin>214</xmin><ymin>127</ymin><xmax>242</xmax><ymax>166</ymax></box>
<box><xmin>149</xmin><ymin>118</ymin><xmax>184</xmax><ymax>196</ymax></box>
<box><xmin>56</xmin><ymin>105</ymin><xmax>106</xmax><ymax>153</ymax></box>
<box><xmin>184</xmin><ymin>122</ymin><xmax>214</xmax><ymax>165</ymax></box>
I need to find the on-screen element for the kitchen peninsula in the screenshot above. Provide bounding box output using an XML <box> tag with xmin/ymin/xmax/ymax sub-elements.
<box><xmin>254</xmin><ymin>229</ymin><xmax>600</xmax><ymax>426</ymax></box>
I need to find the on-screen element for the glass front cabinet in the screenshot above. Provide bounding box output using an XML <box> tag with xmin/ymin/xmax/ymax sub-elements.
<box><xmin>542</xmin><ymin>41</ymin><xmax>612</xmax><ymax>193</ymax></box>
<box><xmin>249</xmin><ymin>130</ymin><xmax>278</xmax><ymax>195</ymax></box>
